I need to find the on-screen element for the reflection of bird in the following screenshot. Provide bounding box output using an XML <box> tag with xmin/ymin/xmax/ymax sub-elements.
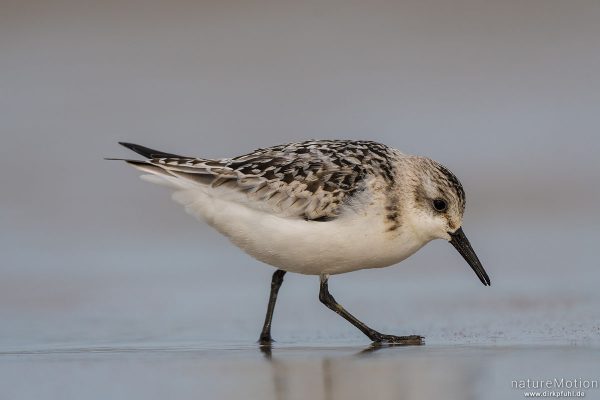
<box><xmin>113</xmin><ymin>139</ymin><xmax>490</xmax><ymax>344</ymax></box>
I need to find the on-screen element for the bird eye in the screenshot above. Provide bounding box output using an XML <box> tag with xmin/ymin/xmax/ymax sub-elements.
<box><xmin>433</xmin><ymin>199</ymin><xmax>447</xmax><ymax>212</ymax></box>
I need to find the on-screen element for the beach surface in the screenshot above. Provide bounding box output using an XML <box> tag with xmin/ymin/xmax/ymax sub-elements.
<box><xmin>2</xmin><ymin>218</ymin><xmax>599</xmax><ymax>399</ymax></box>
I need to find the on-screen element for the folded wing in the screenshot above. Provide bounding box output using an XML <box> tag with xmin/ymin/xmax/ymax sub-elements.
<box><xmin>119</xmin><ymin>142</ymin><xmax>369</xmax><ymax>221</ymax></box>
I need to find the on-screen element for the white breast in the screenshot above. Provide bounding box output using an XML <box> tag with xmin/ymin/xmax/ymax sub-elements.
<box><xmin>172</xmin><ymin>189</ymin><xmax>429</xmax><ymax>275</ymax></box>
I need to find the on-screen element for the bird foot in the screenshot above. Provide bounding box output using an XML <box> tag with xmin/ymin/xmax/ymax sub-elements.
<box><xmin>371</xmin><ymin>334</ymin><xmax>424</xmax><ymax>345</ymax></box>
<box><xmin>258</xmin><ymin>335</ymin><xmax>275</xmax><ymax>346</ymax></box>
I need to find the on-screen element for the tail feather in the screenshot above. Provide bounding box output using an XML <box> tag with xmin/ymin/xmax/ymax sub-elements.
<box><xmin>111</xmin><ymin>142</ymin><xmax>213</xmax><ymax>189</ymax></box>
<box><xmin>124</xmin><ymin>159</ymin><xmax>175</xmax><ymax>176</ymax></box>
<box><xmin>125</xmin><ymin>160</ymin><xmax>197</xmax><ymax>189</ymax></box>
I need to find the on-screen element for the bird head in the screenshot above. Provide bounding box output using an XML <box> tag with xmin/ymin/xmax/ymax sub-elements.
<box><xmin>400</xmin><ymin>156</ymin><xmax>490</xmax><ymax>286</ymax></box>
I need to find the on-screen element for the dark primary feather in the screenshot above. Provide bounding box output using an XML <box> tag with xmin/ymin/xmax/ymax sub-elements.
<box><xmin>119</xmin><ymin>142</ymin><xmax>183</xmax><ymax>159</ymax></box>
<box><xmin>120</xmin><ymin>140</ymin><xmax>399</xmax><ymax>220</ymax></box>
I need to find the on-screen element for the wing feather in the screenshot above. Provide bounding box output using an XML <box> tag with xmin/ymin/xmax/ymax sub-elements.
<box><xmin>121</xmin><ymin>140</ymin><xmax>397</xmax><ymax>220</ymax></box>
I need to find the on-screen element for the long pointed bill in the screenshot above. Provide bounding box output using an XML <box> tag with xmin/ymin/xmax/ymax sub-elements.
<box><xmin>449</xmin><ymin>227</ymin><xmax>491</xmax><ymax>286</ymax></box>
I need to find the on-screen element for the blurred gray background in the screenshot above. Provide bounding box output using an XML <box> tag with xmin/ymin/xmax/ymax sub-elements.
<box><xmin>1</xmin><ymin>0</ymin><xmax>600</xmax><ymax>399</ymax></box>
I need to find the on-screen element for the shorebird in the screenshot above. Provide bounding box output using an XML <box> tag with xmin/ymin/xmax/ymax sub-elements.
<box><xmin>112</xmin><ymin>140</ymin><xmax>490</xmax><ymax>345</ymax></box>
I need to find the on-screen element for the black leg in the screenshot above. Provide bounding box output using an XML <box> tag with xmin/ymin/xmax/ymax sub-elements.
<box><xmin>318</xmin><ymin>274</ymin><xmax>423</xmax><ymax>345</ymax></box>
<box><xmin>259</xmin><ymin>269</ymin><xmax>287</xmax><ymax>344</ymax></box>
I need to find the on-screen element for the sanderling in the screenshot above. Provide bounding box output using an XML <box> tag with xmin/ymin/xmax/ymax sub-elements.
<box><xmin>112</xmin><ymin>139</ymin><xmax>490</xmax><ymax>345</ymax></box>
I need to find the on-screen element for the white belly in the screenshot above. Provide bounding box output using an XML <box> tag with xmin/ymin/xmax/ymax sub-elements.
<box><xmin>173</xmin><ymin>190</ymin><xmax>429</xmax><ymax>275</ymax></box>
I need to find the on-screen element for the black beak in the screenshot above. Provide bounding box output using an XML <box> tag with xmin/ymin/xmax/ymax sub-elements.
<box><xmin>449</xmin><ymin>227</ymin><xmax>491</xmax><ymax>286</ymax></box>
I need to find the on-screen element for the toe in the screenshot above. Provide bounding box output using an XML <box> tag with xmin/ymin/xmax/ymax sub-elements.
<box><xmin>374</xmin><ymin>334</ymin><xmax>424</xmax><ymax>345</ymax></box>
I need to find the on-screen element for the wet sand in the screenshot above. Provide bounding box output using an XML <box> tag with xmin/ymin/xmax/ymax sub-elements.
<box><xmin>2</xmin><ymin>343</ymin><xmax>600</xmax><ymax>400</ymax></box>
<box><xmin>2</xmin><ymin>219</ymin><xmax>599</xmax><ymax>399</ymax></box>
